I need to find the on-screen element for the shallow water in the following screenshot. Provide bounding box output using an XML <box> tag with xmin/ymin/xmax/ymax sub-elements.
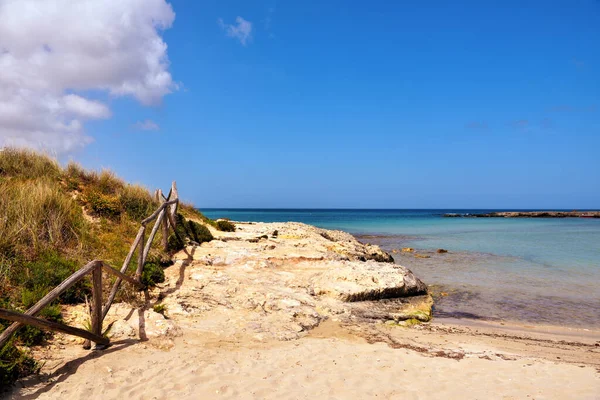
<box><xmin>203</xmin><ymin>209</ymin><xmax>600</xmax><ymax>328</ymax></box>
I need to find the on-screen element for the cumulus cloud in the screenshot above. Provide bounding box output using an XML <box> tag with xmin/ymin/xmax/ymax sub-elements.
<box><xmin>134</xmin><ymin>119</ymin><xmax>160</xmax><ymax>131</ymax></box>
<box><xmin>218</xmin><ymin>16</ymin><xmax>253</xmax><ymax>46</ymax></box>
<box><xmin>63</xmin><ymin>95</ymin><xmax>112</xmax><ymax>119</ymax></box>
<box><xmin>0</xmin><ymin>0</ymin><xmax>176</xmax><ymax>154</ymax></box>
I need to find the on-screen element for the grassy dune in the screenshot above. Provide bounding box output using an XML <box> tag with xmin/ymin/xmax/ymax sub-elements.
<box><xmin>0</xmin><ymin>148</ymin><xmax>212</xmax><ymax>385</ymax></box>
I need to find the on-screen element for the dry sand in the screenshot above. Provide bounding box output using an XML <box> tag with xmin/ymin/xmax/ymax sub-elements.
<box><xmin>7</xmin><ymin>319</ymin><xmax>600</xmax><ymax>400</ymax></box>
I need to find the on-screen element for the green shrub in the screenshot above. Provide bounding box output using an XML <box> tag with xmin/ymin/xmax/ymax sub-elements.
<box><xmin>166</xmin><ymin>214</ymin><xmax>213</xmax><ymax>250</ymax></box>
<box><xmin>216</xmin><ymin>220</ymin><xmax>235</xmax><ymax>232</ymax></box>
<box><xmin>0</xmin><ymin>340</ymin><xmax>38</xmax><ymax>387</ymax></box>
<box><xmin>153</xmin><ymin>303</ymin><xmax>167</xmax><ymax>315</ymax></box>
<box><xmin>167</xmin><ymin>214</ymin><xmax>190</xmax><ymax>251</ymax></box>
<box><xmin>84</xmin><ymin>189</ymin><xmax>121</xmax><ymax>218</ymax></box>
<box><xmin>13</xmin><ymin>304</ymin><xmax>64</xmax><ymax>346</ymax></box>
<box><xmin>167</xmin><ymin>233</ymin><xmax>185</xmax><ymax>252</ymax></box>
<box><xmin>141</xmin><ymin>262</ymin><xmax>165</xmax><ymax>287</ymax></box>
<box><xmin>14</xmin><ymin>252</ymin><xmax>90</xmax><ymax>305</ymax></box>
<box><xmin>175</xmin><ymin>213</ymin><xmax>193</xmax><ymax>237</ymax></box>
<box><xmin>188</xmin><ymin>221</ymin><xmax>213</xmax><ymax>243</ymax></box>
<box><xmin>145</xmin><ymin>251</ymin><xmax>174</xmax><ymax>268</ymax></box>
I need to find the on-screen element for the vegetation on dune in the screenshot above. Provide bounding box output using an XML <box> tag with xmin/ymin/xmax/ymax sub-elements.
<box><xmin>0</xmin><ymin>148</ymin><xmax>213</xmax><ymax>386</ymax></box>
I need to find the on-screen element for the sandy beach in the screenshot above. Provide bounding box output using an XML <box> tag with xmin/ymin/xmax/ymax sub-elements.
<box><xmin>4</xmin><ymin>221</ymin><xmax>600</xmax><ymax>399</ymax></box>
<box><xmin>7</xmin><ymin>320</ymin><xmax>600</xmax><ymax>399</ymax></box>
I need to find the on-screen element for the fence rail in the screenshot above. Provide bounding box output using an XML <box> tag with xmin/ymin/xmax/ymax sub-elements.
<box><xmin>0</xmin><ymin>181</ymin><xmax>182</xmax><ymax>350</ymax></box>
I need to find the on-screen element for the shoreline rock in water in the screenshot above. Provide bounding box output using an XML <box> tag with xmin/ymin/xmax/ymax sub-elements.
<box><xmin>444</xmin><ymin>211</ymin><xmax>600</xmax><ymax>218</ymax></box>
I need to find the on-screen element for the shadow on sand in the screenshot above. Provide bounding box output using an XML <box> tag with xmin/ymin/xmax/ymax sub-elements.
<box><xmin>8</xmin><ymin>339</ymin><xmax>138</xmax><ymax>399</ymax></box>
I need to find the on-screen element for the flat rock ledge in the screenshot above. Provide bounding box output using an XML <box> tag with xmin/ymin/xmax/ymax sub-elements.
<box><xmin>157</xmin><ymin>221</ymin><xmax>431</xmax><ymax>341</ymax></box>
<box><xmin>64</xmin><ymin>221</ymin><xmax>431</xmax><ymax>344</ymax></box>
<box><xmin>444</xmin><ymin>211</ymin><xmax>600</xmax><ymax>218</ymax></box>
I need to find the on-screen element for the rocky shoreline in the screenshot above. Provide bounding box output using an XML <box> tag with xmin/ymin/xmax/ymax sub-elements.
<box><xmin>444</xmin><ymin>211</ymin><xmax>600</xmax><ymax>218</ymax></box>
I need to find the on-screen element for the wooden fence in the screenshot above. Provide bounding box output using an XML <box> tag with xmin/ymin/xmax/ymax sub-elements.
<box><xmin>0</xmin><ymin>182</ymin><xmax>185</xmax><ymax>350</ymax></box>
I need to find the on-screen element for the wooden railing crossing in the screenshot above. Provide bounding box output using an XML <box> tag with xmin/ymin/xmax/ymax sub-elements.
<box><xmin>0</xmin><ymin>182</ymin><xmax>184</xmax><ymax>350</ymax></box>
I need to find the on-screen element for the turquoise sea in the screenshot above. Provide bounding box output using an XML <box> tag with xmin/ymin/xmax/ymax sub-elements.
<box><xmin>202</xmin><ymin>209</ymin><xmax>600</xmax><ymax>328</ymax></box>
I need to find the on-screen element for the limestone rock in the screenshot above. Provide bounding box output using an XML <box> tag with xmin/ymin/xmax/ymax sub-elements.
<box><xmin>310</xmin><ymin>260</ymin><xmax>427</xmax><ymax>302</ymax></box>
<box><xmin>351</xmin><ymin>295</ymin><xmax>433</xmax><ymax>322</ymax></box>
<box><xmin>161</xmin><ymin>221</ymin><xmax>431</xmax><ymax>341</ymax></box>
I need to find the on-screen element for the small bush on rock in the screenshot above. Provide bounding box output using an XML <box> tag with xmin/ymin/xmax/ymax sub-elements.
<box><xmin>216</xmin><ymin>220</ymin><xmax>235</xmax><ymax>232</ymax></box>
<box><xmin>189</xmin><ymin>221</ymin><xmax>214</xmax><ymax>243</ymax></box>
<box><xmin>141</xmin><ymin>262</ymin><xmax>165</xmax><ymax>287</ymax></box>
<box><xmin>167</xmin><ymin>214</ymin><xmax>214</xmax><ymax>250</ymax></box>
<box><xmin>153</xmin><ymin>304</ymin><xmax>167</xmax><ymax>315</ymax></box>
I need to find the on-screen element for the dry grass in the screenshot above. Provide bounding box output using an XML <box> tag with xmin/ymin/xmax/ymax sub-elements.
<box><xmin>0</xmin><ymin>148</ymin><xmax>61</xmax><ymax>180</ymax></box>
<box><xmin>0</xmin><ymin>148</ymin><xmax>213</xmax><ymax>385</ymax></box>
<box><xmin>0</xmin><ymin>180</ymin><xmax>86</xmax><ymax>260</ymax></box>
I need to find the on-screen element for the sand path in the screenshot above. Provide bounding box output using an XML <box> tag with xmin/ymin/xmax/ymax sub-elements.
<box><xmin>8</xmin><ymin>321</ymin><xmax>600</xmax><ymax>400</ymax></box>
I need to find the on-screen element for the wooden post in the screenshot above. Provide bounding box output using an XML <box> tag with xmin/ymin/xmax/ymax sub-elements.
<box><xmin>91</xmin><ymin>264</ymin><xmax>103</xmax><ymax>348</ymax></box>
<box><xmin>157</xmin><ymin>189</ymin><xmax>169</xmax><ymax>252</ymax></box>
<box><xmin>142</xmin><ymin>208</ymin><xmax>166</xmax><ymax>264</ymax></box>
<box><xmin>135</xmin><ymin>226</ymin><xmax>146</xmax><ymax>282</ymax></box>
<box><xmin>169</xmin><ymin>181</ymin><xmax>179</xmax><ymax>223</ymax></box>
<box><xmin>140</xmin><ymin>200</ymin><xmax>175</xmax><ymax>226</ymax></box>
<box><xmin>0</xmin><ymin>309</ymin><xmax>109</xmax><ymax>346</ymax></box>
<box><xmin>101</xmin><ymin>263</ymin><xmax>145</xmax><ymax>289</ymax></box>
<box><xmin>0</xmin><ymin>260</ymin><xmax>101</xmax><ymax>349</ymax></box>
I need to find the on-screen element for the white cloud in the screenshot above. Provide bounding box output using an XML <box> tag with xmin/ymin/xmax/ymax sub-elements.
<box><xmin>0</xmin><ymin>0</ymin><xmax>177</xmax><ymax>154</ymax></box>
<box><xmin>218</xmin><ymin>16</ymin><xmax>253</xmax><ymax>46</ymax></box>
<box><xmin>63</xmin><ymin>95</ymin><xmax>112</xmax><ymax>119</ymax></box>
<box><xmin>134</xmin><ymin>119</ymin><xmax>160</xmax><ymax>131</ymax></box>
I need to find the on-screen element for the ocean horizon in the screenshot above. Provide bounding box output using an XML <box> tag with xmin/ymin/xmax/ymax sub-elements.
<box><xmin>203</xmin><ymin>208</ymin><xmax>600</xmax><ymax>329</ymax></box>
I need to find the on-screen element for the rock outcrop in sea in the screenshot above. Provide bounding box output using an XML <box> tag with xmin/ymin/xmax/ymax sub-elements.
<box><xmin>444</xmin><ymin>211</ymin><xmax>600</xmax><ymax>218</ymax></box>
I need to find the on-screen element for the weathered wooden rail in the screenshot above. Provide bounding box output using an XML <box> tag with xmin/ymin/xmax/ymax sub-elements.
<box><xmin>0</xmin><ymin>182</ymin><xmax>185</xmax><ymax>350</ymax></box>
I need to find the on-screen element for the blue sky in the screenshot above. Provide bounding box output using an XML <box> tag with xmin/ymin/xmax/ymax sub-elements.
<box><xmin>4</xmin><ymin>1</ymin><xmax>599</xmax><ymax>208</ymax></box>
